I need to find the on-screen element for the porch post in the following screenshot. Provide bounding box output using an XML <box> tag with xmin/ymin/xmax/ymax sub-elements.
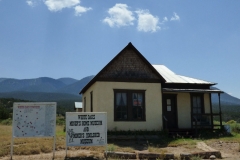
<box><xmin>209</xmin><ymin>93</ymin><xmax>213</xmax><ymax>129</ymax></box>
<box><xmin>218</xmin><ymin>93</ymin><xmax>223</xmax><ymax>129</ymax></box>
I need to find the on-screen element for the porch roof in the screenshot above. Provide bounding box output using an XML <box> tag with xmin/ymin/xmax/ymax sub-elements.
<box><xmin>162</xmin><ymin>88</ymin><xmax>224</xmax><ymax>93</ymax></box>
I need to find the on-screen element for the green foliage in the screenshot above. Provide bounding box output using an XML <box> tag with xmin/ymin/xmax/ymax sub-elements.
<box><xmin>107</xmin><ymin>144</ymin><xmax>115</xmax><ymax>152</ymax></box>
<box><xmin>191</xmin><ymin>155</ymin><xmax>202</xmax><ymax>160</ymax></box>
<box><xmin>107</xmin><ymin>129</ymin><xmax>162</xmax><ymax>136</ymax></box>
<box><xmin>56</xmin><ymin>116</ymin><xmax>65</xmax><ymax>125</ymax></box>
<box><xmin>231</xmin><ymin>123</ymin><xmax>240</xmax><ymax>134</ymax></box>
<box><xmin>0</xmin><ymin>98</ymin><xmax>30</xmax><ymax>120</ymax></box>
<box><xmin>0</xmin><ymin>118</ymin><xmax>12</xmax><ymax>125</ymax></box>
<box><xmin>0</xmin><ymin>107</ymin><xmax>9</xmax><ymax>119</ymax></box>
<box><xmin>213</xmin><ymin>104</ymin><xmax>240</xmax><ymax>123</ymax></box>
<box><xmin>227</xmin><ymin>120</ymin><xmax>237</xmax><ymax>124</ymax></box>
<box><xmin>57</xmin><ymin>103</ymin><xmax>75</xmax><ymax>116</ymax></box>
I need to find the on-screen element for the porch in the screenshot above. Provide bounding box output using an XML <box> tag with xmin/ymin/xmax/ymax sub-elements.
<box><xmin>162</xmin><ymin>88</ymin><xmax>224</xmax><ymax>136</ymax></box>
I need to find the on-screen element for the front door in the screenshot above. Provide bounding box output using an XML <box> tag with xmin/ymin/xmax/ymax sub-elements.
<box><xmin>162</xmin><ymin>94</ymin><xmax>178</xmax><ymax>129</ymax></box>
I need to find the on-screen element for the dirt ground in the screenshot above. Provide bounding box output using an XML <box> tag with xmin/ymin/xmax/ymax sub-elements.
<box><xmin>207</xmin><ymin>141</ymin><xmax>240</xmax><ymax>160</ymax></box>
<box><xmin>0</xmin><ymin>141</ymin><xmax>239</xmax><ymax>160</ymax></box>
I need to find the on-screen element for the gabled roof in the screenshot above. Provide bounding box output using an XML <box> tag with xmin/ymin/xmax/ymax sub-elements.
<box><xmin>80</xmin><ymin>42</ymin><xmax>166</xmax><ymax>94</ymax></box>
<box><xmin>153</xmin><ymin>65</ymin><xmax>216</xmax><ymax>85</ymax></box>
<box><xmin>80</xmin><ymin>43</ymin><xmax>217</xmax><ymax>94</ymax></box>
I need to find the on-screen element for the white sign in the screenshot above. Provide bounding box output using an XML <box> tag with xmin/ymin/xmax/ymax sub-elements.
<box><xmin>12</xmin><ymin>102</ymin><xmax>56</xmax><ymax>137</ymax></box>
<box><xmin>66</xmin><ymin>112</ymin><xmax>107</xmax><ymax>146</ymax></box>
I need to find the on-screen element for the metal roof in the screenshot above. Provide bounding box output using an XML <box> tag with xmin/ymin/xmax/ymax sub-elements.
<box><xmin>75</xmin><ymin>102</ymin><xmax>82</xmax><ymax>108</ymax></box>
<box><xmin>152</xmin><ymin>65</ymin><xmax>215</xmax><ymax>84</ymax></box>
<box><xmin>162</xmin><ymin>88</ymin><xmax>223</xmax><ymax>93</ymax></box>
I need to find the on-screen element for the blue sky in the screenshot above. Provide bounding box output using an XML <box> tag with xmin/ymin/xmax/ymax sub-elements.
<box><xmin>0</xmin><ymin>0</ymin><xmax>240</xmax><ymax>98</ymax></box>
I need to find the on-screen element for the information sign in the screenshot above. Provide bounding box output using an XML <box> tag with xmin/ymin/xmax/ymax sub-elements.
<box><xmin>66</xmin><ymin>112</ymin><xmax>107</xmax><ymax>146</ymax></box>
<box><xmin>12</xmin><ymin>102</ymin><xmax>56</xmax><ymax>137</ymax></box>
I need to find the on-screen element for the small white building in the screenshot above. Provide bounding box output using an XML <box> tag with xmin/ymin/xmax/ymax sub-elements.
<box><xmin>79</xmin><ymin>43</ymin><xmax>223</xmax><ymax>132</ymax></box>
<box><xmin>75</xmin><ymin>102</ymin><xmax>82</xmax><ymax>112</ymax></box>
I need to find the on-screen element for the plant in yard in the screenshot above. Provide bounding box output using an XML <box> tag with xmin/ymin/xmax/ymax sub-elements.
<box><xmin>107</xmin><ymin>144</ymin><xmax>115</xmax><ymax>152</ymax></box>
<box><xmin>226</xmin><ymin>120</ymin><xmax>237</xmax><ymax>124</ymax></box>
<box><xmin>191</xmin><ymin>155</ymin><xmax>202</xmax><ymax>160</ymax></box>
<box><xmin>231</xmin><ymin>123</ymin><xmax>240</xmax><ymax>133</ymax></box>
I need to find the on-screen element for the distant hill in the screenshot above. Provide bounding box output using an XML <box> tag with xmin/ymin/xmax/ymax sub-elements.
<box><xmin>0</xmin><ymin>77</ymin><xmax>66</xmax><ymax>93</ymax></box>
<box><xmin>0</xmin><ymin>76</ymin><xmax>94</xmax><ymax>106</ymax></box>
<box><xmin>211</xmin><ymin>87</ymin><xmax>240</xmax><ymax>105</ymax></box>
<box><xmin>0</xmin><ymin>78</ymin><xmax>7</xmax><ymax>83</ymax></box>
<box><xmin>0</xmin><ymin>76</ymin><xmax>239</xmax><ymax>111</ymax></box>
<box><xmin>57</xmin><ymin>76</ymin><xmax>94</xmax><ymax>95</ymax></box>
<box><xmin>0</xmin><ymin>76</ymin><xmax>94</xmax><ymax>95</ymax></box>
<box><xmin>57</xmin><ymin>78</ymin><xmax>78</xmax><ymax>85</ymax></box>
<box><xmin>0</xmin><ymin>91</ymin><xmax>81</xmax><ymax>102</ymax></box>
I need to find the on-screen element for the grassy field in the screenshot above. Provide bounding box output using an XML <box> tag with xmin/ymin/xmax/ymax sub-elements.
<box><xmin>1</xmin><ymin>120</ymin><xmax>240</xmax><ymax>159</ymax></box>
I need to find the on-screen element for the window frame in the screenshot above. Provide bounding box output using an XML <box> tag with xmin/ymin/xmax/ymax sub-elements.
<box><xmin>191</xmin><ymin>93</ymin><xmax>204</xmax><ymax>114</ymax></box>
<box><xmin>191</xmin><ymin>93</ymin><xmax>204</xmax><ymax>121</ymax></box>
<box><xmin>114</xmin><ymin>89</ymin><xmax>146</xmax><ymax>122</ymax></box>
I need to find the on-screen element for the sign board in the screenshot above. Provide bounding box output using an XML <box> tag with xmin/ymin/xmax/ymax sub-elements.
<box><xmin>66</xmin><ymin>112</ymin><xmax>107</xmax><ymax>146</ymax></box>
<box><xmin>12</xmin><ymin>102</ymin><xmax>56</xmax><ymax>137</ymax></box>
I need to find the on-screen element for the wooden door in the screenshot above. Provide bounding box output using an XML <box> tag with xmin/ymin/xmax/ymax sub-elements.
<box><xmin>162</xmin><ymin>94</ymin><xmax>178</xmax><ymax>129</ymax></box>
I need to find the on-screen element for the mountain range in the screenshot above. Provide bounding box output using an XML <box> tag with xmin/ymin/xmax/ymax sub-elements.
<box><xmin>0</xmin><ymin>76</ymin><xmax>94</xmax><ymax>103</ymax></box>
<box><xmin>0</xmin><ymin>76</ymin><xmax>240</xmax><ymax>106</ymax></box>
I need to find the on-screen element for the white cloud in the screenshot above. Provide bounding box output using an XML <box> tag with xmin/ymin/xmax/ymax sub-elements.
<box><xmin>26</xmin><ymin>0</ymin><xmax>38</xmax><ymax>7</ymax></box>
<box><xmin>170</xmin><ymin>12</ymin><xmax>180</xmax><ymax>21</ymax></box>
<box><xmin>44</xmin><ymin>0</ymin><xmax>80</xmax><ymax>12</ymax></box>
<box><xmin>162</xmin><ymin>17</ymin><xmax>168</xmax><ymax>23</ymax></box>
<box><xmin>135</xmin><ymin>10</ymin><xmax>160</xmax><ymax>32</ymax></box>
<box><xmin>26</xmin><ymin>0</ymin><xmax>33</xmax><ymax>6</ymax></box>
<box><xmin>75</xmin><ymin>5</ymin><xmax>92</xmax><ymax>16</ymax></box>
<box><xmin>103</xmin><ymin>3</ymin><xmax>135</xmax><ymax>27</ymax></box>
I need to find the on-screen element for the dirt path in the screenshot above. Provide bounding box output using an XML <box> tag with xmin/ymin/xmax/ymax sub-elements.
<box><xmin>207</xmin><ymin>141</ymin><xmax>240</xmax><ymax>160</ymax></box>
<box><xmin>0</xmin><ymin>150</ymin><xmax>102</xmax><ymax>160</ymax></box>
<box><xmin>196</xmin><ymin>142</ymin><xmax>218</xmax><ymax>151</ymax></box>
<box><xmin>1</xmin><ymin>141</ymin><xmax>239</xmax><ymax>160</ymax></box>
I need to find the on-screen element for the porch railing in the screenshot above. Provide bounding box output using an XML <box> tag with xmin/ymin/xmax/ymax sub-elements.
<box><xmin>191</xmin><ymin>113</ymin><xmax>222</xmax><ymax>130</ymax></box>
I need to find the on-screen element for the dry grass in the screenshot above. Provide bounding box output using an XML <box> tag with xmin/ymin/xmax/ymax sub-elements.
<box><xmin>148</xmin><ymin>145</ymin><xmax>168</xmax><ymax>154</ymax></box>
<box><xmin>0</xmin><ymin>126</ymin><xmax>62</xmax><ymax>156</ymax></box>
<box><xmin>106</xmin><ymin>143</ymin><xmax>135</xmax><ymax>153</ymax></box>
<box><xmin>0</xmin><ymin>125</ymin><xmax>12</xmax><ymax>157</ymax></box>
<box><xmin>2</xmin><ymin>124</ymin><xmax>240</xmax><ymax>159</ymax></box>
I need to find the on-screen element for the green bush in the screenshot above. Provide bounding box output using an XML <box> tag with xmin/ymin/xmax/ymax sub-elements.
<box><xmin>227</xmin><ymin>120</ymin><xmax>237</xmax><ymax>124</ymax></box>
<box><xmin>56</xmin><ymin>116</ymin><xmax>65</xmax><ymax>125</ymax></box>
<box><xmin>0</xmin><ymin>107</ymin><xmax>10</xmax><ymax>119</ymax></box>
<box><xmin>231</xmin><ymin>123</ymin><xmax>240</xmax><ymax>133</ymax></box>
<box><xmin>0</xmin><ymin>118</ymin><xmax>12</xmax><ymax>125</ymax></box>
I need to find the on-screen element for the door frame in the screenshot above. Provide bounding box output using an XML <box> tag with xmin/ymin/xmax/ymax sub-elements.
<box><xmin>162</xmin><ymin>94</ymin><xmax>178</xmax><ymax>129</ymax></box>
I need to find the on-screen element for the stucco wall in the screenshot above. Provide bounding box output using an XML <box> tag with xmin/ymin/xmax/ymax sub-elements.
<box><xmin>82</xmin><ymin>83</ymin><xmax>96</xmax><ymax>112</ymax></box>
<box><xmin>82</xmin><ymin>81</ymin><xmax>162</xmax><ymax>131</ymax></box>
<box><xmin>82</xmin><ymin>84</ymin><xmax>212</xmax><ymax>130</ymax></box>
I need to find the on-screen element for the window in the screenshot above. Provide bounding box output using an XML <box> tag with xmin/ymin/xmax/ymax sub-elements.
<box><xmin>191</xmin><ymin>94</ymin><xmax>204</xmax><ymax>121</ymax></box>
<box><xmin>90</xmin><ymin>91</ymin><xmax>93</xmax><ymax>112</ymax></box>
<box><xmin>84</xmin><ymin>97</ymin><xmax>86</xmax><ymax>112</ymax></box>
<box><xmin>114</xmin><ymin>90</ymin><xmax>145</xmax><ymax>121</ymax></box>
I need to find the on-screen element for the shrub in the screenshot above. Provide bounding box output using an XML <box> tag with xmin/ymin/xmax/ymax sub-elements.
<box><xmin>227</xmin><ymin>120</ymin><xmax>237</xmax><ymax>124</ymax></box>
<box><xmin>107</xmin><ymin>144</ymin><xmax>115</xmax><ymax>152</ymax></box>
<box><xmin>0</xmin><ymin>118</ymin><xmax>12</xmax><ymax>125</ymax></box>
<box><xmin>231</xmin><ymin>123</ymin><xmax>240</xmax><ymax>133</ymax></box>
<box><xmin>0</xmin><ymin>107</ymin><xmax>10</xmax><ymax>119</ymax></box>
